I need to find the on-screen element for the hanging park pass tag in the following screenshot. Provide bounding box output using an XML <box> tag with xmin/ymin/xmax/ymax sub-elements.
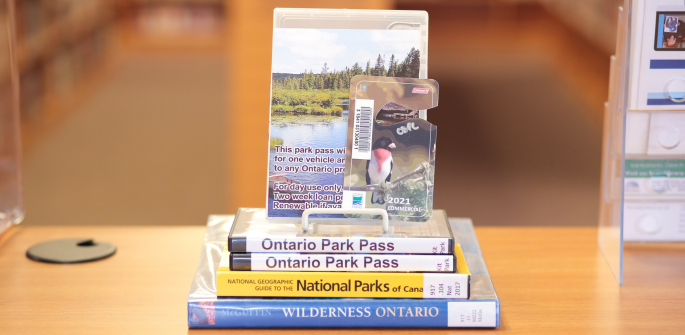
<box><xmin>343</xmin><ymin>76</ymin><xmax>439</xmax><ymax>222</ymax></box>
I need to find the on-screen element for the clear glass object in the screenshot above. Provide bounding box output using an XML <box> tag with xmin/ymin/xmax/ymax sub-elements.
<box><xmin>0</xmin><ymin>0</ymin><xmax>24</xmax><ymax>233</ymax></box>
<box><xmin>599</xmin><ymin>2</ymin><xmax>630</xmax><ymax>285</ymax></box>
<box><xmin>600</xmin><ymin>0</ymin><xmax>685</xmax><ymax>284</ymax></box>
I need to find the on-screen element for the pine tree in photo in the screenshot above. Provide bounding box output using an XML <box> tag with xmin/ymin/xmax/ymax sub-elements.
<box><xmin>373</xmin><ymin>54</ymin><xmax>386</xmax><ymax>76</ymax></box>
<box><xmin>387</xmin><ymin>54</ymin><xmax>397</xmax><ymax>77</ymax></box>
<box><xmin>316</xmin><ymin>73</ymin><xmax>324</xmax><ymax>89</ymax></box>
<box><xmin>408</xmin><ymin>48</ymin><xmax>420</xmax><ymax>78</ymax></box>
<box><xmin>398</xmin><ymin>50</ymin><xmax>412</xmax><ymax>77</ymax></box>
<box><xmin>351</xmin><ymin>62</ymin><xmax>363</xmax><ymax>76</ymax></box>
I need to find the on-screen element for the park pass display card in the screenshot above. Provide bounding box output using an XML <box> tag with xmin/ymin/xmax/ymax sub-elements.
<box><xmin>342</xmin><ymin>76</ymin><xmax>439</xmax><ymax>222</ymax></box>
<box><xmin>266</xmin><ymin>21</ymin><xmax>425</xmax><ymax>218</ymax></box>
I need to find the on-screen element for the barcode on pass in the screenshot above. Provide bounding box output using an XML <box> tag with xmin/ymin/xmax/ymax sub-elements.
<box><xmin>352</xmin><ymin>99</ymin><xmax>374</xmax><ymax>160</ymax></box>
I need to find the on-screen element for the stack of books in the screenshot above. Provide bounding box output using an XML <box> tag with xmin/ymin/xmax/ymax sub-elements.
<box><xmin>187</xmin><ymin>208</ymin><xmax>500</xmax><ymax>328</ymax></box>
<box><xmin>218</xmin><ymin>208</ymin><xmax>468</xmax><ymax>299</ymax></box>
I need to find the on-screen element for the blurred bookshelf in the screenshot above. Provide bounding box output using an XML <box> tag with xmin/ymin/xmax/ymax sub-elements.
<box><xmin>537</xmin><ymin>0</ymin><xmax>624</xmax><ymax>54</ymax></box>
<box><xmin>117</xmin><ymin>0</ymin><xmax>224</xmax><ymax>51</ymax></box>
<box><xmin>13</xmin><ymin>0</ymin><xmax>617</xmax><ymax>227</ymax></box>
<box><xmin>15</xmin><ymin>0</ymin><xmax>225</xmax><ymax>149</ymax></box>
<box><xmin>15</xmin><ymin>0</ymin><xmax>118</xmax><ymax>148</ymax></box>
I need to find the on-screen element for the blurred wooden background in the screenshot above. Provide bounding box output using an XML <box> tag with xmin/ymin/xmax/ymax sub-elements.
<box><xmin>16</xmin><ymin>0</ymin><xmax>623</xmax><ymax>226</ymax></box>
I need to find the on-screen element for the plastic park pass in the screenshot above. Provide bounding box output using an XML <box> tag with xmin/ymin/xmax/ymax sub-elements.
<box><xmin>343</xmin><ymin>76</ymin><xmax>439</xmax><ymax>222</ymax></box>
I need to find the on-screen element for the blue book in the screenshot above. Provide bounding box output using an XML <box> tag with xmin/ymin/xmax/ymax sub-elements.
<box><xmin>187</xmin><ymin>215</ymin><xmax>500</xmax><ymax>328</ymax></box>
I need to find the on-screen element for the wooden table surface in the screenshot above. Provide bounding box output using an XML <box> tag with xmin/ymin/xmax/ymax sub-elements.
<box><xmin>0</xmin><ymin>225</ymin><xmax>684</xmax><ymax>334</ymax></box>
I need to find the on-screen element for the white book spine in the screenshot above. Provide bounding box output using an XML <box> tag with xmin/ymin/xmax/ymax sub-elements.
<box><xmin>245</xmin><ymin>254</ymin><xmax>455</xmax><ymax>272</ymax></box>
<box><xmin>242</xmin><ymin>237</ymin><xmax>451</xmax><ymax>254</ymax></box>
<box><xmin>423</xmin><ymin>273</ymin><xmax>470</xmax><ymax>299</ymax></box>
<box><xmin>447</xmin><ymin>301</ymin><xmax>498</xmax><ymax>326</ymax></box>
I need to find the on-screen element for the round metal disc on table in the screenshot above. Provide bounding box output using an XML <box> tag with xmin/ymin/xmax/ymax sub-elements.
<box><xmin>26</xmin><ymin>238</ymin><xmax>116</xmax><ymax>264</ymax></box>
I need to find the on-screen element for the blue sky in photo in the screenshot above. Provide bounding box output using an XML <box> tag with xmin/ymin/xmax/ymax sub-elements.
<box><xmin>271</xmin><ymin>28</ymin><xmax>421</xmax><ymax>74</ymax></box>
